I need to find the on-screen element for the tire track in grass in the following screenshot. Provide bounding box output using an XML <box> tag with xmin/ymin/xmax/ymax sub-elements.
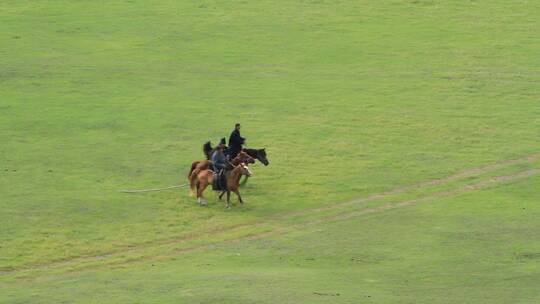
<box><xmin>314</xmin><ymin>167</ymin><xmax>540</xmax><ymax>224</ymax></box>
<box><xmin>66</xmin><ymin>166</ymin><xmax>540</xmax><ymax>274</ymax></box>
<box><xmin>281</xmin><ymin>152</ymin><xmax>540</xmax><ymax>219</ymax></box>
<box><xmin>2</xmin><ymin>153</ymin><xmax>540</xmax><ymax>276</ymax></box>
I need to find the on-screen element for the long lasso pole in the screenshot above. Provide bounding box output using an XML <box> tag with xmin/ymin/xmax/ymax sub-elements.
<box><xmin>119</xmin><ymin>183</ymin><xmax>189</xmax><ymax>193</ymax></box>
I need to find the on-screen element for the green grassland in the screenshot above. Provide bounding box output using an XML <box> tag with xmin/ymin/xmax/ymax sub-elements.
<box><xmin>3</xmin><ymin>175</ymin><xmax>540</xmax><ymax>303</ymax></box>
<box><xmin>1</xmin><ymin>0</ymin><xmax>539</xmax><ymax>303</ymax></box>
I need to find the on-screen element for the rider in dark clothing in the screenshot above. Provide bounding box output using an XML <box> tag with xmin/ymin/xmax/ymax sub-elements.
<box><xmin>211</xmin><ymin>138</ymin><xmax>228</xmax><ymax>190</ymax></box>
<box><xmin>227</xmin><ymin>123</ymin><xmax>245</xmax><ymax>159</ymax></box>
<box><xmin>212</xmin><ymin>138</ymin><xmax>228</xmax><ymax>172</ymax></box>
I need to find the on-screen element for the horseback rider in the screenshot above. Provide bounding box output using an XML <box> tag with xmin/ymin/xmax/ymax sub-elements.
<box><xmin>212</xmin><ymin>138</ymin><xmax>228</xmax><ymax>172</ymax></box>
<box><xmin>227</xmin><ymin>123</ymin><xmax>245</xmax><ymax>159</ymax></box>
<box><xmin>212</xmin><ymin>138</ymin><xmax>229</xmax><ymax>190</ymax></box>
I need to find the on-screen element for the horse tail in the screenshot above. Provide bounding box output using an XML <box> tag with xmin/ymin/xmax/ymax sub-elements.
<box><xmin>189</xmin><ymin>168</ymin><xmax>201</xmax><ymax>196</ymax></box>
<box><xmin>188</xmin><ymin>161</ymin><xmax>199</xmax><ymax>178</ymax></box>
<box><xmin>203</xmin><ymin>141</ymin><xmax>213</xmax><ymax>160</ymax></box>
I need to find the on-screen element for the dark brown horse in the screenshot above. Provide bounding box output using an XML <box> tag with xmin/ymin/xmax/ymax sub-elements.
<box><xmin>204</xmin><ymin>142</ymin><xmax>269</xmax><ymax>166</ymax></box>
<box><xmin>190</xmin><ymin>163</ymin><xmax>252</xmax><ymax>208</ymax></box>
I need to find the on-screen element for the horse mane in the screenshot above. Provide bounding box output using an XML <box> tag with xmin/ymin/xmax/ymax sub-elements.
<box><xmin>232</xmin><ymin>150</ymin><xmax>254</xmax><ymax>165</ymax></box>
<box><xmin>242</xmin><ymin>148</ymin><xmax>256</xmax><ymax>155</ymax></box>
<box><xmin>243</xmin><ymin>148</ymin><xmax>263</xmax><ymax>157</ymax></box>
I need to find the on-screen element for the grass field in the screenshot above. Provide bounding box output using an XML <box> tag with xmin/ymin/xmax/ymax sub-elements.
<box><xmin>1</xmin><ymin>0</ymin><xmax>539</xmax><ymax>303</ymax></box>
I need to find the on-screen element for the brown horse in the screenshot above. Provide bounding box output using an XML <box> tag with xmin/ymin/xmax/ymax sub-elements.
<box><xmin>191</xmin><ymin>163</ymin><xmax>252</xmax><ymax>208</ymax></box>
<box><xmin>188</xmin><ymin>151</ymin><xmax>254</xmax><ymax>194</ymax></box>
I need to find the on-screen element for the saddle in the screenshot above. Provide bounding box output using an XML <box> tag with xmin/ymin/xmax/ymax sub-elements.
<box><xmin>212</xmin><ymin>170</ymin><xmax>228</xmax><ymax>191</ymax></box>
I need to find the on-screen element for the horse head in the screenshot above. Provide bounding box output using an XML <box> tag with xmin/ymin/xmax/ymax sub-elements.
<box><xmin>257</xmin><ymin>148</ymin><xmax>269</xmax><ymax>166</ymax></box>
<box><xmin>241</xmin><ymin>148</ymin><xmax>269</xmax><ymax>166</ymax></box>
<box><xmin>240</xmin><ymin>163</ymin><xmax>252</xmax><ymax>177</ymax></box>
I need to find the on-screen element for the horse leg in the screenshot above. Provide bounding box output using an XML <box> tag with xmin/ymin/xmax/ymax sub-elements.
<box><xmin>233</xmin><ymin>189</ymin><xmax>243</xmax><ymax>204</ymax></box>
<box><xmin>219</xmin><ymin>191</ymin><xmax>226</xmax><ymax>201</ymax></box>
<box><xmin>196</xmin><ymin>181</ymin><xmax>202</xmax><ymax>204</ymax></box>
<box><xmin>197</xmin><ymin>180</ymin><xmax>208</xmax><ymax>206</ymax></box>
<box><xmin>226</xmin><ymin>191</ymin><xmax>231</xmax><ymax>209</ymax></box>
